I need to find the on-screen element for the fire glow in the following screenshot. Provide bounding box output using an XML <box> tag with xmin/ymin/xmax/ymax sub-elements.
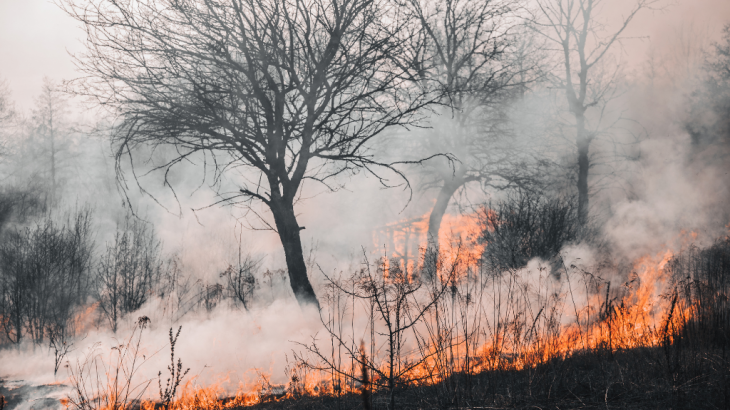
<box><xmin>59</xmin><ymin>214</ymin><xmax>702</xmax><ymax>410</ymax></box>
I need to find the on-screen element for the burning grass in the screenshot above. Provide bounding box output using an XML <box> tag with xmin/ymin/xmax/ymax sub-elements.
<box><xmin>61</xmin><ymin>234</ymin><xmax>730</xmax><ymax>410</ymax></box>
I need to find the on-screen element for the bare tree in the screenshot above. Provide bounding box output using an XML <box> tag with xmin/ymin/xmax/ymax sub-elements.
<box><xmin>62</xmin><ymin>0</ymin><xmax>431</xmax><ymax>308</ymax></box>
<box><xmin>0</xmin><ymin>210</ymin><xmax>93</xmax><ymax>346</ymax></box>
<box><xmin>96</xmin><ymin>214</ymin><xmax>164</xmax><ymax>333</ymax></box>
<box><xmin>402</xmin><ymin>0</ymin><xmax>542</xmax><ymax>257</ymax></box>
<box><xmin>5</xmin><ymin>78</ymin><xmax>78</xmax><ymax>208</ymax></box>
<box><xmin>32</xmin><ymin>77</ymin><xmax>72</xmax><ymax>207</ymax></box>
<box><xmin>530</xmin><ymin>0</ymin><xmax>657</xmax><ymax>224</ymax></box>
<box><xmin>686</xmin><ymin>24</ymin><xmax>730</xmax><ymax>153</ymax></box>
<box><xmin>221</xmin><ymin>254</ymin><xmax>259</xmax><ymax>311</ymax></box>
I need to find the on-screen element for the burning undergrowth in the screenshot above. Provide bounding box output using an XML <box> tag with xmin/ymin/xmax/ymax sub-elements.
<box><xmin>33</xmin><ymin>222</ymin><xmax>728</xmax><ymax>410</ymax></box>
<box><xmin>0</xmin><ymin>175</ymin><xmax>728</xmax><ymax>410</ymax></box>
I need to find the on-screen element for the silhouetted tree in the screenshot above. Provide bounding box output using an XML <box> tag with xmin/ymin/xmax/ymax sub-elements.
<box><xmin>0</xmin><ymin>78</ymin><xmax>15</xmax><ymax>159</ymax></box>
<box><xmin>4</xmin><ymin>79</ymin><xmax>79</xmax><ymax>208</ymax></box>
<box><xmin>400</xmin><ymin>0</ymin><xmax>544</xmax><ymax>259</ymax></box>
<box><xmin>686</xmin><ymin>24</ymin><xmax>730</xmax><ymax>154</ymax></box>
<box><xmin>31</xmin><ymin>78</ymin><xmax>73</xmax><ymax>207</ymax></box>
<box><xmin>63</xmin><ymin>0</ymin><xmax>431</xmax><ymax>308</ymax></box>
<box><xmin>530</xmin><ymin>0</ymin><xmax>657</xmax><ymax>224</ymax></box>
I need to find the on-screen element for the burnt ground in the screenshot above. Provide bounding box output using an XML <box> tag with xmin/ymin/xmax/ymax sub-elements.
<box><xmin>0</xmin><ymin>379</ymin><xmax>66</xmax><ymax>410</ymax></box>
<box><xmin>231</xmin><ymin>345</ymin><xmax>730</xmax><ymax>410</ymax></box>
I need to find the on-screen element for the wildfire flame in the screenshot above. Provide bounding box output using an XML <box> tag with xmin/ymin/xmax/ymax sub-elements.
<box><xmin>372</xmin><ymin>211</ymin><xmax>484</xmax><ymax>278</ymax></box>
<box><xmin>62</xmin><ymin>213</ymin><xmax>705</xmax><ymax>409</ymax></box>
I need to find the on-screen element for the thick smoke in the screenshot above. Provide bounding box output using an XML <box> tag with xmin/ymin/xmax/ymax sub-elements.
<box><xmin>0</xmin><ymin>1</ymin><xmax>729</xmax><ymax>408</ymax></box>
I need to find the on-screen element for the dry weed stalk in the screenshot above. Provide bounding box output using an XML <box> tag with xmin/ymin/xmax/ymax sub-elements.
<box><xmin>158</xmin><ymin>326</ymin><xmax>190</xmax><ymax>408</ymax></box>
<box><xmin>296</xmin><ymin>247</ymin><xmax>459</xmax><ymax>409</ymax></box>
<box><xmin>65</xmin><ymin>316</ymin><xmax>153</xmax><ymax>410</ymax></box>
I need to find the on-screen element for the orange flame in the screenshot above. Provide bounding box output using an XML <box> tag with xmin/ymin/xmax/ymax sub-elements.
<box><xmin>63</xmin><ymin>218</ymin><xmax>705</xmax><ymax>409</ymax></box>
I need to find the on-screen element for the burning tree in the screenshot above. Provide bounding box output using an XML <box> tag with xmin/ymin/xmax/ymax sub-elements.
<box><xmin>62</xmin><ymin>0</ymin><xmax>430</xmax><ymax>308</ymax></box>
<box><xmin>402</xmin><ymin>0</ymin><xmax>543</xmax><ymax>257</ymax></box>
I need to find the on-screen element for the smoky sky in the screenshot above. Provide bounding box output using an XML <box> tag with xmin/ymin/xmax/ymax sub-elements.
<box><xmin>0</xmin><ymin>0</ymin><xmax>726</xmax><ymax>262</ymax></box>
<box><xmin>0</xmin><ymin>0</ymin><xmax>729</xmax><ymax>273</ymax></box>
<box><xmin>0</xmin><ymin>0</ymin><xmax>82</xmax><ymax>111</ymax></box>
<box><xmin>1</xmin><ymin>0</ymin><xmax>730</xmax><ymax>111</ymax></box>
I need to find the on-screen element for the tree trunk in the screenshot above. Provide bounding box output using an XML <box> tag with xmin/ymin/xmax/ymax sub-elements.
<box><xmin>49</xmin><ymin>110</ymin><xmax>56</xmax><ymax>208</ymax></box>
<box><xmin>425</xmin><ymin>167</ymin><xmax>466</xmax><ymax>274</ymax></box>
<box><xmin>270</xmin><ymin>198</ymin><xmax>320</xmax><ymax>309</ymax></box>
<box><xmin>389</xmin><ymin>330</ymin><xmax>396</xmax><ymax>410</ymax></box>
<box><xmin>576</xmin><ymin>114</ymin><xmax>590</xmax><ymax>226</ymax></box>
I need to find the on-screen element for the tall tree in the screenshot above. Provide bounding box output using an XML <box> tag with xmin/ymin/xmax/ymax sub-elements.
<box><xmin>404</xmin><ymin>0</ymin><xmax>539</xmax><ymax>257</ymax></box>
<box><xmin>63</xmin><ymin>0</ymin><xmax>429</xmax><ymax>308</ymax></box>
<box><xmin>32</xmin><ymin>78</ymin><xmax>71</xmax><ymax>207</ymax></box>
<box><xmin>531</xmin><ymin>0</ymin><xmax>656</xmax><ymax>224</ymax></box>
<box><xmin>686</xmin><ymin>24</ymin><xmax>730</xmax><ymax>152</ymax></box>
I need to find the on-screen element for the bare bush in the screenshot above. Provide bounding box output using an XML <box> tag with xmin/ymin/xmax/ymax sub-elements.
<box><xmin>96</xmin><ymin>215</ymin><xmax>164</xmax><ymax>332</ymax></box>
<box><xmin>297</xmin><ymin>250</ymin><xmax>458</xmax><ymax>410</ymax></box>
<box><xmin>220</xmin><ymin>254</ymin><xmax>260</xmax><ymax>311</ymax></box>
<box><xmin>157</xmin><ymin>255</ymin><xmax>197</xmax><ymax>322</ymax></box>
<box><xmin>478</xmin><ymin>192</ymin><xmax>579</xmax><ymax>273</ymax></box>
<box><xmin>0</xmin><ymin>209</ymin><xmax>93</xmax><ymax>346</ymax></box>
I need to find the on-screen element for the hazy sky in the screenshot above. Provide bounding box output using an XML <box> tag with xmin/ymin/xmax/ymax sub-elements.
<box><xmin>0</xmin><ymin>0</ymin><xmax>729</xmax><ymax>110</ymax></box>
<box><xmin>0</xmin><ymin>0</ymin><xmax>82</xmax><ymax>111</ymax></box>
